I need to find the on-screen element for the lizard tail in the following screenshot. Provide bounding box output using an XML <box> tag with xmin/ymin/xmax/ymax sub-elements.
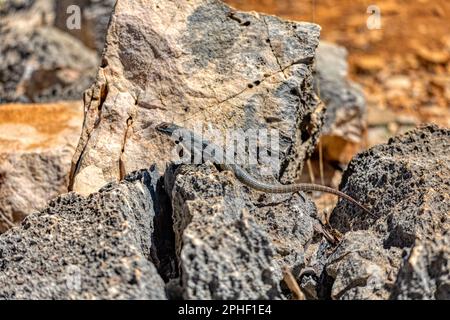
<box><xmin>298</xmin><ymin>184</ymin><xmax>378</xmax><ymax>219</ymax></box>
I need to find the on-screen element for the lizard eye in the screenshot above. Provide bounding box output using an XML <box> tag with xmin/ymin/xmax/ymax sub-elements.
<box><xmin>174</xmin><ymin>136</ymin><xmax>183</xmax><ymax>144</ymax></box>
<box><xmin>178</xmin><ymin>148</ymin><xmax>184</xmax><ymax>157</ymax></box>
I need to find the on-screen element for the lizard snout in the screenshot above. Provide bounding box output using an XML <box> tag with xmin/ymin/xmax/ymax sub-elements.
<box><xmin>156</xmin><ymin>122</ymin><xmax>179</xmax><ymax>136</ymax></box>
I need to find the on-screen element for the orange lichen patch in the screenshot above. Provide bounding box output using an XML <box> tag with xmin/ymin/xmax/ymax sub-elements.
<box><xmin>0</xmin><ymin>101</ymin><xmax>83</xmax><ymax>151</ymax></box>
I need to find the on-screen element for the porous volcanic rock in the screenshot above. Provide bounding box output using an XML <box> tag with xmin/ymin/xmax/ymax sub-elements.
<box><xmin>0</xmin><ymin>169</ymin><xmax>167</xmax><ymax>299</ymax></box>
<box><xmin>332</xmin><ymin>125</ymin><xmax>449</xmax><ymax>243</ymax></box>
<box><xmin>164</xmin><ymin>163</ymin><xmax>319</xmax><ymax>299</ymax></box>
<box><xmin>324</xmin><ymin>125</ymin><xmax>449</xmax><ymax>299</ymax></box>
<box><xmin>325</xmin><ymin>231</ymin><xmax>402</xmax><ymax>300</ymax></box>
<box><xmin>393</xmin><ymin>232</ymin><xmax>450</xmax><ymax>300</ymax></box>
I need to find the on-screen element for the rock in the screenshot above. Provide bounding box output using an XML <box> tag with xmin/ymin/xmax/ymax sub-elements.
<box><xmin>166</xmin><ymin>163</ymin><xmax>283</xmax><ymax>299</ymax></box>
<box><xmin>324</xmin><ymin>125</ymin><xmax>449</xmax><ymax>299</ymax></box>
<box><xmin>332</xmin><ymin>125</ymin><xmax>449</xmax><ymax>244</ymax></box>
<box><xmin>298</xmin><ymin>239</ymin><xmax>335</xmax><ymax>300</ymax></box>
<box><xmin>165</xmin><ymin>163</ymin><xmax>319</xmax><ymax>299</ymax></box>
<box><xmin>325</xmin><ymin>231</ymin><xmax>402</xmax><ymax>300</ymax></box>
<box><xmin>0</xmin><ymin>169</ymin><xmax>167</xmax><ymax>299</ymax></box>
<box><xmin>54</xmin><ymin>0</ymin><xmax>117</xmax><ymax>54</ymax></box>
<box><xmin>251</xmin><ymin>188</ymin><xmax>317</xmax><ymax>277</ymax></box>
<box><xmin>393</xmin><ymin>232</ymin><xmax>450</xmax><ymax>300</ymax></box>
<box><xmin>69</xmin><ymin>0</ymin><xmax>323</xmax><ymax>194</ymax></box>
<box><xmin>0</xmin><ymin>102</ymin><xmax>83</xmax><ymax>233</ymax></box>
<box><xmin>0</xmin><ymin>10</ymin><xmax>98</xmax><ymax>102</ymax></box>
<box><xmin>315</xmin><ymin>41</ymin><xmax>366</xmax><ymax>163</ymax></box>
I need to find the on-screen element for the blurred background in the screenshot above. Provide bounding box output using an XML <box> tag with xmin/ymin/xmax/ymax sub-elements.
<box><xmin>0</xmin><ymin>0</ymin><xmax>449</xmax><ymax>229</ymax></box>
<box><xmin>227</xmin><ymin>0</ymin><xmax>450</xmax><ymax>135</ymax></box>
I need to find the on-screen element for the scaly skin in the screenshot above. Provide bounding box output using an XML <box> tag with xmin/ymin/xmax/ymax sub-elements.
<box><xmin>156</xmin><ymin>122</ymin><xmax>377</xmax><ymax>218</ymax></box>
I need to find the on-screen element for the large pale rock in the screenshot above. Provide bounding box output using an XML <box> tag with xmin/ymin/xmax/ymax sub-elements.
<box><xmin>315</xmin><ymin>41</ymin><xmax>366</xmax><ymax>163</ymax></box>
<box><xmin>165</xmin><ymin>163</ymin><xmax>318</xmax><ymax>299</ymax></box>
<box><xmin>0</xmin><ymin>169</ymin><xmax>167</xmax><ymax>299</ymax></box>
<box><xmin>69</xmin><ymin>0</ymin><xmax>323</xmax><ymax>194</ymax></box>
<box><xmin>0</xmin><ymin>102</ymin><xmax>83</xmax><ymax>233</ymax></box>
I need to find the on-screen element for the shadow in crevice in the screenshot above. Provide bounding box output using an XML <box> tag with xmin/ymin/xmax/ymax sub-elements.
<box><xmin>150</xmin><ymin>171</ymin><xmax>179</xmax><ymax>283</ymax></box>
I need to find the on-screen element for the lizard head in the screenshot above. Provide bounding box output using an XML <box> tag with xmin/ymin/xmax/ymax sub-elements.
<box><xmin>155</xmin><ymin>122</ymin><xmax>181</xmax><ymax>136</ymax></box>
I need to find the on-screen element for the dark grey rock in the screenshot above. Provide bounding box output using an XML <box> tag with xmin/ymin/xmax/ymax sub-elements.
<box><xmin>324</xmin><ymin>125</ymin><xmax>449</xmax><ymax>299</ymax></box>
<box><xmin>0</xmin><ymin>26</ymin><xmax>97</xmax><ymax>103</ymax></box>
<box><xmin>331</xmin><ymin>125</ymin><xmax>449</xmax><ymax>246</ymax></box>
<box><xmin>165</xmin><ymin>162</ymin><xmax>321</xmax><ymax>299</ymax></box>
<box><xmin>54</xmin><ymin>0</ymin><xmax>116</xmax><ymax>54</ymax></box>
<box><xmin>325</xmin><ymin>231</ymin><xmax>402</xmax><ymax>300</ymax></box>
<box><xmin>165</xmin><ymin>163</ymin><xmax>284</xmax><ymax>299</ymax></box>
<box><xmin>393</xmin><ymin>232</ymin><xmax>450</xmax><ymax>300</ymax></box>
<box><xmin>299</xmin><ymin>239</ymin><xmax>334</xmax><ymax>300</ymax></box>
<box><xmin>0</xmin><ymin>169</ymin><xmax>167</xmax><ymax>299</ymax></box>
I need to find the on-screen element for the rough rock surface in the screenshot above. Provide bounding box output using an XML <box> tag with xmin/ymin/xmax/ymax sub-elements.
<box><xmin>298</xmin><ymin>239</ymin><xmax>334</xmax><ymax>300</ymax></box>
<box><xmin>324</xmin><ymin>125</ymin><xmax>449</xmax><ymax>299</ymax></box>
<box><xmin>332</xmin><ymin>125</ymin><xmax>449</xmax><ymax>243</ymax></box>
<box><xmin>325</xmin><ymin>231</ymin><xmax>402</xmax><ymax>300</ymax></box>
<box><xmin>165</xmin><ymin>163</ymin><xmax>319</xmax><ymax>299</ymax></box>
<box><xmin>69</xmin><ymin>0</ymin><xmax>323</xmax><ymax>195</ymax></box>
<box><xmin>393</xmin><ymin>232</ymin><xmax>450</xmax><ymax>300</ymax></box>
<box><xmin>250</xmin><ymin>188</ymin><xmax>317</xmax><ymax>277</ymax></box>
<box><xmin>0</xmin><ymin>102</ymin><xmax>83</xmax><ymax>233</ymax></box>
<box><xmin>0</xmin><ymin>25</ymin><xmax>97</xmax><ymax>103</ymax></box>
<box><xmin>0</xmin><ymin>169</ymin><xmax>167</xmax><ymax>299</ymax></box>
<box><xmin>55</xmin><ymin>0</ymin><xmax>117</xmax><ymax>54</ymax></box>
<box><xmin>165</xmin><ymin>164</ymin><xmax>282</xmax><ymax>299</ymax></box>
<box><xmin>315</xmin><ymin>41</ymin><xmax>366</xmax><ymax>163</ymax></box>
<box><xmin>0</xmin><ymin>0</ymin><xmax>98</xmax><ymax>103</ymax></box>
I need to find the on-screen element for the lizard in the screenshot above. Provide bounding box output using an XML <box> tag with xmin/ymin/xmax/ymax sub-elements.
<box><xmin>156</xmin><ymin>122</ymin><xmax>377</xmax><ymax>218</ymax></box>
